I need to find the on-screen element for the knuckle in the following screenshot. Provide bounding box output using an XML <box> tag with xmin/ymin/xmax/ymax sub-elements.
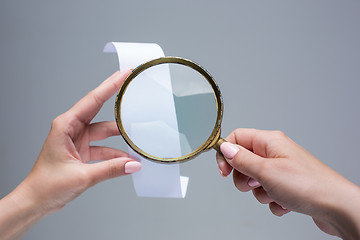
<box><xmin>231</xmin><ymin>128</ymin><xmax>256</xmax><ymax>140</ymax></box>
<box><xmin>263</xmin><ymin>130</ymin><xmax>289</xmax><ymax>150</ymax></box>
<box><xmin>51</xmin><ymin>115</ymin><xmax>63</xmax><ymax>130</ymax></box>
<box><xmin>51</xmin><ymin>114</ymin><xmax>74</xmax><ymax>135</ymax></box>
<box><xmin>228</xmin><ymin>128</ymin><xmax>242</xmax><ymax>141</ymax></box>
<box><xmin>271</xmin><ymin>130</ymin><xmax>287</xmax><ymax>140</ymax></box>
<box><xmin>89</xmin><ymin>90</ymin><xmax>104</xmax><ymax>107</ymax></box>
<box><xmin>274</xmin><ymin>130</ymin><xmax>285</xmax><ymax>135</ymax></box>
<box><xmin>232</xmin><ymin>128</ymin><xmax>242</xmax><ymax>136</ymax></box>
<box><xmin>78</xmin><ymin>168</ymin><xmax>95</xmax><ymax>188</ymax></box>
<box><xmin>50</xmin><ymin>114</ymin><xmax>69</xmax><ymax>133</ymax></box>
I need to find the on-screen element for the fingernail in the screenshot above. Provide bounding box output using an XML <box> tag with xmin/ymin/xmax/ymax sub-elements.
<box><xmin>281</xmin><ymin>205</ymin><xmax>287</xmax><ymax>210</ymax></box>
<box><xmin>220</xmin><ymin>142</ymin><xmax>239</xmax><ymax>159</ymax></box>
<box><xmin>218</xmin><ymin>168</ymin><xmax>226</xmax><ymax>178</ymax></box>
<box><xmin>248</xmin><ymin>178</ymin><xmax>261</xmax><ymax>187</ymax></box>
<box><xmin>125</xmin><ymin>161</ymin><xmax>142</xmax><ymax>174</ymax></box>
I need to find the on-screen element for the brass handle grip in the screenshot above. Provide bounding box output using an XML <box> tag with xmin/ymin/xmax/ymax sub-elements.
<box><xmin>213</xmin><ymin>137</ymin><xmax>226</xmax><ymax>154</ymax></box>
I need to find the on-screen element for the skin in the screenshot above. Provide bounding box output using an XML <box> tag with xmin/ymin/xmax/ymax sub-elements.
<box><xmin>0</xmin><ymin>70</ymin><xmax>141</xmax><ymax>240</ymax></box>
<box><xmin>217</xmin><ymin>128</ymin><xmax>360</xmax><ymax>240</ymax></box>
<box><xmin>1</xmin><ymin>71</ymin><xmax>359</xmax><ymax>240</ymax></box>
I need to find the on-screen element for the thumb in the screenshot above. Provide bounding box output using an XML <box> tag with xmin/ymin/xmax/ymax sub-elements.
<box><xmin>86</xmin><ymin>157</ymin><xmax>141</xmax><ymax>185</ymax></box>
<box><xmin>220</xmin><ymin>142</ymin><xmax>264</xmax><ymax>179</ymax></box>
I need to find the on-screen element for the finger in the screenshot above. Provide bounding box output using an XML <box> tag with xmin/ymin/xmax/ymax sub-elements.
<box><xmin>68</xmin><ymin>70</ymin><xmax>132</xmax><ymax>124</ymax></box>
<box><xmin>252</xmin><ymin>187</ymin><xmax>274</xmax><ymax>204</ymax></box>
<box><xmin>269</xmin><ymin>202</ymin><xmax>291</xmax><ymax>216</ymax></box>
<box><xmin>89</xmin><ymin>121</ymin><xmax>120</xmax><ymax>141</ymax></box>
<box><xmin>90</xmin><ymin>146</ymin><xmax>128</xmax><ymax>161</ymax></box>
<box><xmin>226</xmin><ymin>128</ymin><xmax>262</xmax><ymax>151</ymax></box>
<box><xmin>216</xmin><ymin>152</ymin><xmax>233</xmax><ymax>177</ymax></box>
<box><xmin>226</xmin><ymin>128</ymin><xmax>268</xmax><ymax>157</ymax></box>
<box><xmin>220</xmin><ymin>142</ymin><xmax>264</xmax><ymax>179</ymax></box>
<box><xmin>233</xmin><ymin>170</ymin><xmax>253</xmax><ymax>192</ymax></box>
<box><xmin>86</xmin><ymin>157</ymin><xmax>141</xmax><ymax>185</ymax></box>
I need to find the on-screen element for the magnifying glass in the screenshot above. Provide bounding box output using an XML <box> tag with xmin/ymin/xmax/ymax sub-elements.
<box><xmin>115</xmin><ymin>57</ymin><xmax>226</xmax><ymax>163</ymax></box>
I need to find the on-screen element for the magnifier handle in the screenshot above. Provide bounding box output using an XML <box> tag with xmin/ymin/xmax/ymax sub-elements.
<box><xmin>213</xmin><ymin>137</ymin><xmax>227</xmax><ymax>154</ymax></box>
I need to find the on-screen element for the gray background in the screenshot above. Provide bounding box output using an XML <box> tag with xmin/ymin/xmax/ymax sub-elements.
<box><xmin>1</xmin><ymin>0</ymin><xmax>359</xmax><ymax>239</ymax></box>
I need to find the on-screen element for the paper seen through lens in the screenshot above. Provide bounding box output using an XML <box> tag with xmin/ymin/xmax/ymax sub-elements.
<box><xmin>104</xmin><ymin>42</ymin><xmax>189</xmax><ymax>198</ymax></box>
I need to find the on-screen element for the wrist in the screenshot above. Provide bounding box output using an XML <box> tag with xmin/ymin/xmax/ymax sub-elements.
<box><xmin>321</xmin><ymin>180</ymin><xmax>360</xmax><ymax>239</ymax></box>
<box><xmin>0</xmin><ymin>180</ymin><xmax>50</xmax><ymax>240</ymax></box>
<box><xmin>14</xmin><ymin>175</ymin><xmax>63</xmax><ymax>217</ymax></box>
<box><xmin>10</xmin><ymin>181</ymin><xmax>52</xmax><ymax>218</ymax></box>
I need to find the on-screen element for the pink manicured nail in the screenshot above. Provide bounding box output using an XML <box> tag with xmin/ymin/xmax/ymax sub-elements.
<box><xmin>125</xmin><ymin>161</ymin><xmax>142</xmax><ymax>174</ymax></box>
<box><xmin>220</xmin><ymin>142</ymin><xmax>239</xmax><ymax>159</ymax></box>
<box><xmin>248</xmin><ymin>178</ymin><xmax>261</xmax><ymax>187</ymax></box>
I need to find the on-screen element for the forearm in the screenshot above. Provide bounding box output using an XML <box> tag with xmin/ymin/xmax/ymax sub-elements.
<box><xmin>0</xmin><ymin>181</ymin><xmax>52</xmax><ymax>240</ymax></box>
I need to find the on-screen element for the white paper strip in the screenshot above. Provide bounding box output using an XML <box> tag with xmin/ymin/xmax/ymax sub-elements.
<box><xmin>104</xmin><ymin>42</ymin><xmax>189</xmax><ymax>198</ymax></box>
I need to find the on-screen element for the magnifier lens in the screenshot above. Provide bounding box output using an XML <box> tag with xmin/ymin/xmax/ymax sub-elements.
<box><xmin>119</xmin><ymin>62</ymin><xmax>218</xmax><ymax>160</ymax></box>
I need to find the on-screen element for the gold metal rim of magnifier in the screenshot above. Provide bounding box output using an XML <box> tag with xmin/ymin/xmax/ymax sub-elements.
<box><xmin>115</xmin><ymin>56</ymin><xmax>224</xmax><ymax>163</ymax></box>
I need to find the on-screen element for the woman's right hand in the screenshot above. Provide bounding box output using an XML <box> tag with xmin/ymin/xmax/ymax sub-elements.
<box><xmin>216</xmin><ymin>128</ymin><xmax>360</xmax><ymax>239</ymax></box>
<box><xmin>0</xmin><ymin>70</ymin><xmax>142</xmax><ymax>240</ymax></box>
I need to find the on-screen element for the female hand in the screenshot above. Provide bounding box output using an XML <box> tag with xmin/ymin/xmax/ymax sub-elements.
<box><xmin>217</xmin><ymin>128</ymin><xmax>360</xmax><ymax>239</ymax></box>
<box><xmin>0</xmin><ymin>70</ymin><xmax>141</xmax><ymax>240</ymax></box>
